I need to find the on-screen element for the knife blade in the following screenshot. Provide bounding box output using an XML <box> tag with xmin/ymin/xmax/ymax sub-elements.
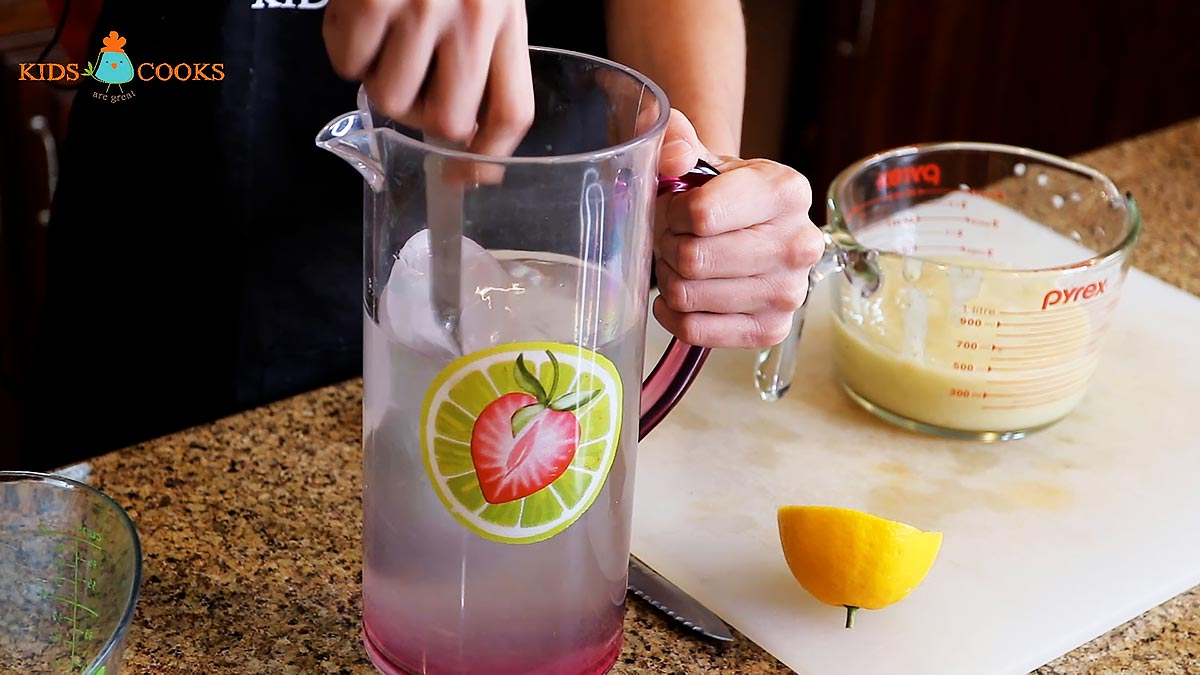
<box><xmin>423</xmin><ymin>139</ymin><xmax>465</xmax><ymax>354</ymax></box>
<box><xmin>627</xmin><ymin>556</ymin><xmax>734</xmax><ymax>642</ymax></box>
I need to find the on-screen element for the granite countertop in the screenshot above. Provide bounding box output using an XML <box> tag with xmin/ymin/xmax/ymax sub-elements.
<box><xmin>75</xmin><ymin>118</ymin><xmax>1199</xmax><ymax>674</ymax></box>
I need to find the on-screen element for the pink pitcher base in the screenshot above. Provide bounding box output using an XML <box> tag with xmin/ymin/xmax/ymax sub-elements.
<box><xmin>363</xmin><ymin>620</ymin><xmax>623</xmax><ymax>675</ymax></box>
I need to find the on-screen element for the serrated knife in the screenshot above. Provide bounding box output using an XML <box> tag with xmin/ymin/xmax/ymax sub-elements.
<box><xmin>627</xmin><ymin>556</ymin><xmax>734</xmax><ymax>642</ymax></box>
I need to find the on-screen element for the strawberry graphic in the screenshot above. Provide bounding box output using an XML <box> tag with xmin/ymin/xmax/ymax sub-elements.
<box><xmin>470</xmin><ymin>351</ymin><xmax>602</xmax><ymax>504</ymax></box>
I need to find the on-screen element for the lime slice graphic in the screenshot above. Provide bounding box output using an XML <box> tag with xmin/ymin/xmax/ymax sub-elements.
<box><xmin>421</xmin><ymin>341</ymin><xmax>624</xmax><ymax>544</ymax></box>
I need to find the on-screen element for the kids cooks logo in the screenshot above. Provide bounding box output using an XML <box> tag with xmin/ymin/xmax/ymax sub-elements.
<box><xmin>18</xmin><ymin>31</ymin><xmax>224</xmax><ymax>103</ymax></box>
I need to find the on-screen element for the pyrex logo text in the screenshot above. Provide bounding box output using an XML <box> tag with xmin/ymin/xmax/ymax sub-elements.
<box><xmin>1042</xmin><ymin>280</ymin><xmax>1108</xmax><ymax>310</ymax></box>
<box><xmin>874</xmin><ymin>163</ymin><xmax>942</xmax><ymax>192</ymax></box>
<box><xmin>250</xmin><ymin>0</ymin><xmax>328</xmax><ymax>6</ymax></box>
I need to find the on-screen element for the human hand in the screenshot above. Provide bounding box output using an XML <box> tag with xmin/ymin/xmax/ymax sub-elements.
<box><xmin>322</xmin><ymin>0</ymin><xmax>534</xmax><ymax>157</ymax></box>
<box><xmin>653</xmin><ymin>110</ymin><xmax>824</xmax><ymax>349</ymax></box>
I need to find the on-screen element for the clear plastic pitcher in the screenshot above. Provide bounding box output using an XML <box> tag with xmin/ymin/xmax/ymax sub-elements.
<box><xmin>796</xmin><ymin>142</ymin><xmax>1141</xmax><ymax>441</ymax></box>
<box><xmin>317</xmin><ymin>48</ymin><xmax>715</xmax><ymax>674</ymax></box>
<box><xmin>0</xmin><ymin>471</ymin><xmax>142</xmax><ymax>674</ymax></box>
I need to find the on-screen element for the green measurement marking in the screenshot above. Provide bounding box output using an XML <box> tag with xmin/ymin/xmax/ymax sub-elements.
<box><xmin>38</xmin><ymin>522</ymin><xmax>106</xmax><ymax>673</ymax></box>
<box><xmin>42</xmin><ymin>592</ymin><xmax>100</xmax><ymax>618</ymax></box>
<box><xmin>37</xmin><ymin>526</ymin><xmax>103</xmax><ymax>551</ymax></box>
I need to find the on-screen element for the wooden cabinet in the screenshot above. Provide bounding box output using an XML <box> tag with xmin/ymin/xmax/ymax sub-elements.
<box><xmin>0</xmin><ymin>0</ymin><xmax>51</xmax><ymax>35</ymax></box>
<box><xmin>0</xmin><ymin>13</ymin><xmax>75</xmax><ymax>467</ymax></box>
<box><xmin>776</xmin><ymin>0</ymin><xmax>1200</xmax><ymax>209</ymax></box>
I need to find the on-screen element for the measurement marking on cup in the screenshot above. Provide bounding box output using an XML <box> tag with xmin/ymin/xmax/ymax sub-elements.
<box><xmin>995</xmin><ymin>321</ymin><xmax>1094</xmax><ymax>335</ymax></box>
<box><xmin>984</xmin><ymin>384</ymin><xmax>1091</xmax><ymax>398</ymax></box>
<box><xmin>993</xmin><ymin>329</ymin><xmax>1105</xmax><ymax>347</ymax></box>
<box><xmin>946</xmin><ymin>385</ymin><xmax>1087</xmax><ymax>406</ymax></box>
<box><xmin>980</xmin><ymin>381</ymin><xmax>1087</xmax><ymax>399</ymax></box>
<box><xmin>991</xmin><ymin>329</ymin><xmax>1109</xmax><ymax>350</ymax></box>
<box><xmin>999</xmin><ymin>338</ymin><xmax>1107</xmax><ymax>352</ymax></box>
<box><xmin>981</xmin><ymin>384</ymin><xmax>1091</xmax><ymax>409</ymax></box>
<box><xmin>855</xmin><ymin>217</ymin><xmax>997</xmax><ymax>244</ymax></box>
<box><xmin>979</xmin><ymin>348</ymin><xmax>1099</xmax><ymax>369</ymax></box>
<box><xmin>993</xmin><ymin>319</ymin><xmax>1109</xmax><ymax>336</ymax></box>
<box><xmin>994</xmin><ymin>321</ymin><xmax>1094</xmax><ymax>334</ymax></box>
<box><xmin>994</xmin><ymin>314</ymin><xmax>1104</xmax><ymax>328</ymax></box>
<box><xmin>986</xmin><ymin>369</ymin><xmax>1094</xmax><ymax>387</ymax></box>
<box><xmin>985</xmin><ymin>390</ymin><xmax>1086</xmax><ymax>403</ymax></box>
<box><xmin>983</xmin><ymin>399</ymin><xmax>1082</xmax><ymax>410</ymax></box>
<box><xmin>974</xmin><ymin>317</ymin><xmax>1099</xmax><ymax>333</ymax></box>
<box><xmin>996</xmin><ymin>311</ymin><xmax>1115</xmax><ymax>328</ymax></box>
<box><xmin>40</xmin><ymin>591</ymin><xmax>100</xmax><ymax>618</ymax></box>
<box><xmin>845</xmin><ymin>187</ymin><xmax>1006</xmax><ymax>219</ymax></box>
<box><xmin>884</xmin><ymin>215</ymin><xmax>999</xmax><ymax>227</ymax></box>
<box><xmin>37</xmin><ymin>525</ymin><xmax>103</xmax><ymax>551</ymax></box>
<box><xmin>991</xmin><ymin>345</ymin><xmax>1104</xmax><ymax>362</ymax></box>
<box><xmin>39</xmin><ymin>522</ymin><xmax>104</xmax><ymax>672</ymax></box>
<box><xmin>912</xmin><ymin>244</ymin><xmax>966</xmax><ymax>251</ymax></box>
<box><xmin>909</xmin><ymin>244</ymin><xmax>995</xmax><ymax>257</ymax></box>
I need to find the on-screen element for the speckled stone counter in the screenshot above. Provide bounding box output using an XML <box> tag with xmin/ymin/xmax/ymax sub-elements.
<box><xmin>75</xmin><ymin>118</ymin><xmax>1200</xmax><ymax>674</ymax></box>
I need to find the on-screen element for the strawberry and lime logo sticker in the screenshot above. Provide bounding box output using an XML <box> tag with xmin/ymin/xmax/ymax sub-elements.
<box><xmin>421</xmin><ymin>342</ymin><xmax>623</xmax><ymax>544</ymax></box>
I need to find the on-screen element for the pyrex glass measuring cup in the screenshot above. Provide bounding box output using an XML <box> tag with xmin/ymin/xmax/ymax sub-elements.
<box><xmin>0</xmin><ymin>471</ymin><xmax>142</xmax><ymax>674</ymax></box>
<box><xmin>317</xmin><ymin>48</ymin><xmax>713</xmax><ymax>674</ymax></box>
<box><xmin>798</xmin><ymin>143</ymin><xmax>1141</xmax><ymax>441</ymax></box>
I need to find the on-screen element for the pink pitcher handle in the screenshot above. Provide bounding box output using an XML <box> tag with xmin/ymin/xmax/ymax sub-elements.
<box><xmin>640</xmin><ymin>160</ymin><xmax>719</xmax><ymax>440</ymax></box>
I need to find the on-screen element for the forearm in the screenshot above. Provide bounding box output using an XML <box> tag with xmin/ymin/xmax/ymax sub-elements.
<box><xmin>605</xmin><ymin>0</ymin><xmax>746</xmax><ymax>157</ymax></box>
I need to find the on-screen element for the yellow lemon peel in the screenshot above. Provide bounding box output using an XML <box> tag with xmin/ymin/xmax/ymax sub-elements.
<box><xmin>777</xmin><ymin>505</ymin><xmax>943</xmax><ymax>628</ymax></box>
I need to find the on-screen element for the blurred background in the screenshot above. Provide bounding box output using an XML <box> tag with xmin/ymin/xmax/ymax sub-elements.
<box><xmin>1</xmin><ymin>0</ymin><xmax>1198</xmax><ymax>468</ymax></box>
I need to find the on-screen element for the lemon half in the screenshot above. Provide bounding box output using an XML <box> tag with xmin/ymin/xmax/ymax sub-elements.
<box><xmin>777</xmin><ymin>505</ymin><xmax>943</xmax><ymax>628</ymax></box>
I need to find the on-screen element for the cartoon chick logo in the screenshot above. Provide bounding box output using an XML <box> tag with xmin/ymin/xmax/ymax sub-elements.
<box><xmin>83</xmin><ymin>31</ymin><xmax>134</xmax><ymax>93</ymax></box>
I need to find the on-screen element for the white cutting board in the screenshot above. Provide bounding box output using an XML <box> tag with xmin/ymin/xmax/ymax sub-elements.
<box><xmin>632</xmin><ymin>213</ymin><xmax>1200</xmax><ymax>674</ymax></box>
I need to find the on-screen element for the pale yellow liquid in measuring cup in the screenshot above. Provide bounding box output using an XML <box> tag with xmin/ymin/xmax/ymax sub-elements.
<box><xmin>832</xmin><ymin>257</ymin><xmax>1103</xmax><ymax>434</ymax></box>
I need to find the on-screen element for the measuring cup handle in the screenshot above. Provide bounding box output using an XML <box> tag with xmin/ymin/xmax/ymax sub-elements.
<box><xmin>640</xmin><ymin>160</ymin><xmax>720</xmax><ymax>440</ymax></box>
<box><xmin>754</xmin><ymin>275</ymin><xmax>814</xmax><ymax>401</ymax></box>
<box><xmin>754</xmin><ymin>233</ymin><xmax>841</xmax><ymax>401</ymax></box>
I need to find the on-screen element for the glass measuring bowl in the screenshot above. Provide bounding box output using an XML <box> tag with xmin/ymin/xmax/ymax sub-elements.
<box><xmin>0</xmin><ymin>471</ymin><xmax>143</xmax><ymax>673</ymax></box>
<box><xmin>807</xmin><ymin>142</ymin><xmax>1141</xmax><ymax>441</ymax></box>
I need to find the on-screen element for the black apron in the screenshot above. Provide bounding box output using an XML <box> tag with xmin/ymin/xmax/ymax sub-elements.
<box><xmin>28</xmin><ymin>0</ymin><xmax>608</xmax><ymax>467</ymax></box>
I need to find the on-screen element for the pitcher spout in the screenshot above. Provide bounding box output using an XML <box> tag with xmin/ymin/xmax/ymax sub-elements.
<box><xmin>315</xmin><ymin>110</ymin><xmax>386</xmax><ymax>192</ymax></box>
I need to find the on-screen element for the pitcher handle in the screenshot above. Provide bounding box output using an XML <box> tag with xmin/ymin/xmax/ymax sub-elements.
<box><xmin>640</xmin><ymin>160</ymin><xmax>720</xmax><ymax>440</ymax></box>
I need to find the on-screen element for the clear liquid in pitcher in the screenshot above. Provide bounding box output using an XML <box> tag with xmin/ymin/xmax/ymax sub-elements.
<box><xmin>361</xmin><ymin>240</ymin><xmax>644</xmax><ymax>675</ymax></box>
